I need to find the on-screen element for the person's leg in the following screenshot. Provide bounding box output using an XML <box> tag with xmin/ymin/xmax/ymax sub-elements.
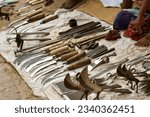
<box><xmin>60</xmin><ymin>0</ymin><xmax>82</xmax><ymax>9</ymax></box>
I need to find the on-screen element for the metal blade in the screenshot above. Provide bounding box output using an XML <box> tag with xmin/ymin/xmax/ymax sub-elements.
<box><xmin>29</xmin><ymin>60</ymin><xmax>57</xmax><ymax>77</ymax></box>
<box><xmin>20</xmin><ymin>54</ymin><xmax>49</xmax><ymax>69</ymax></box>
<box><xmin>15</xmin><ymin>51</ymin><xmax>47</xmax><ymax>65</ymax></box>
<box><xmin>90</xmin><ymin>58</ymin><xmax>129</xmax><ymax>78</ymax></box>
<box><xmin>14</xmin><ymin>51</ymin><xmax>43</xmax><ymax>64</ymax></box>
<box><xmin>25</xmin><ymin>56</ymin><xmax>53</xmax><ymax>72</ymax></box>
<box><xmin>32</xmin><ymin>64</ymin><xmax>64</xmax><ymax>82</ymax></box>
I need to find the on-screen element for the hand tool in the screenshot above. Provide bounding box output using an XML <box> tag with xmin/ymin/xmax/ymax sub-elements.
<box><xmin>72</xmin><ymin>33</ymin><xmax>107</xmax><ymax>45</ymax></box>
<box><xmin>23</xmin><ymin>14</ymin><xmax>59</xmax><ymax>32</ymax></box>
<box><xmin>78</xmin><ymin>66</ymin><xmax>118</xmax><ymax>100</ymax></box>
<box><xmin>25</xmin><ymin>50</ymin><xmax>78</xmax><ymax>72</ymax></box>
<box><xmin>90</xmin><ymin>58</ymin><xmax>129</xmax><ymax>78</ymax></box>
<box><xmin>9</xmin><ymin>12</ymin><xmax>48</xmax><ymax>33</ymax></box>
<box><xmin>30</xmin><ymin>50</ymin><xmax>85</xmax><ymax>77</ymax></box>
<box><xmin>58</xmin><ymin>21</ymin><xmax>101</xmax><ymax>39</ymax></box>
<box><xmin>20</xmin><ymin>54</ymin><xmax>51</xmax><ymax>69</ymax></box>
<box><xmin>88</xmin><ymin>52</ymin><xmax>117</xmax><ymax>71</ymax></box>
<box><xmin>73</xmin><ymin>26</ymin><xmax>110</xmax><ymax>39</ymax></box>
<box><xmin>14</xmin><ymin>43</ymin><xmax>68</xmax><ymax>65</ymax></box>
<box><xmin>9</xmin><ymin>8</ymin><xmax>43</xmax><ymax>27</ymax></box>
<box><xmin>14</xmin><ymin>0</ymin><xmax>42</xmax><ymax>11</ymax></box>
<box><xmin>8</xmin><ymin>31</ymin><xmax>50</xmax><ymax>35</ymax></box>
<box><xmin>14</xmin><ymin>51</ymin><xmax>47</xmax><ymax>65</ymax></box>
<box><xmin>41</xmin><ymin>57</ymin><xmax>92</xmax><ymax>87</ymax></box>
<box><xmin>40</xmin><ymin>49</ymin><xmax>114</xmax><ymax>86</ymax></box>
<box><xmin>28</xmin><ymin>50</ymin><xmax>79</xmax><ymax>79</ymax></box>
<box><xmin>90</xmin><ymin>48</ymin><xmax>115</xmax><ymax>59</ymax></box>
<box><xmin>20</xmin><ymin>45</ymin><xmax>73</xmax><ymax>69</ymax></box>
<box><xmin>15</xmin><ymin>38</ymin><xmax>62</xmax><ymax>54</ymax></box>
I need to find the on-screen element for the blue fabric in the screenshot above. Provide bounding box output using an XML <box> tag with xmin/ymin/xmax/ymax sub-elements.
<box><xmin>113</xmin><ymin>10</ymin><xmax>137</xmax><ymax>30</ymax></box>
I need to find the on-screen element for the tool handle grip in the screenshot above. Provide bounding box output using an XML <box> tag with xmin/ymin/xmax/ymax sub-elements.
<box><xmin>27</xmin><ymin>9</ymin><xmax>43</xmax><ymax>18</ymax></box>
<box><xmin>50</xmin><ymin>46</ymin><xmax>69</xmax><ymax>55</ymax></box>
<box><xmin>67</xmin><ymin>57</ymin><xmax>91</xmax><ymax>70</ymax></box>
<box><xmin>55</xmin><ymin>48</ymin><xmax>75</xmax><ymax>57</ymax></box>
<box><xmin>41</xmin><ymin>15</ymin><xmax>58</xmax><ymax>24</ymax></box>
<box><xmin>67</xmin><ymin>51</ymin><xmax>86</xmax><ymax>64</ymax></box>
<box><xmin>48</xmin><ymin>42</ymin><xmax>64</xmax><ymax>51</ymax></box>
<box><xmin>60</xmin><ymin>51</ymin><xmax>78</xmax><ymax>61</ymax></box>
<box><xmin>30</xmin><ymin>0</ymin><xmax>43</xmax><ymax>5</ymax></box>
<box><xmin>28</xmin><ymin>13</ymin><xmax>45</xmax><ymax>23</ymax></box>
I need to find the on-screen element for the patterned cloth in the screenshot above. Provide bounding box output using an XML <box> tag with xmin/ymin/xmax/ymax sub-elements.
<box><xmin>124</xmin><ymin>18</ymin><xmax>150</xmax><ymax>41</ymax></box>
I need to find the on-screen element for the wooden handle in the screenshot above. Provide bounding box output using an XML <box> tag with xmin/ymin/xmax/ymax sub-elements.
<box><xmin>41</xmin><ymin>15</ymin><xmax>58</xmax><ymax>24</ymax></box>
<box><xmin>67</xmin><ymin>51</ymin><xmax>86</xmax><ymax>64</ymax></box>
<box><xmin>50</xmin><ymin>46</ymin><xmax>69</xmax><ymax>55</ymax></box>
<box><xmin>30</xmin><ymin>0</ymin><xmax>43</xmax><ymax>5</ymax></box>
<box><xmin>28</xmin><ymin>13</ymin><xmax>45</xmax><ymax>23</ymax></box>
<box><xmin>29</xmin><ymin>0</ymin><xmax>38</xmax><ymax>4</ymax></box>
<box><xmin>60</xmin><ymin>51</ymin><xmax>78</xmax><ymax>61</ymax></box>
<box><xmin>55</xmin><ymin>48</ymin><xmax>75</xmax><ymax>57</ymax></box>
<box><xmin>67</xmin><ymin>57</ymin><xmax>91</xmax><ymax>70</ymax></box>
<box><xmin>27</xmin><ymin>9</ymin><xmax>43</xmax><ymax>18</ymax></box>
<box><xmin>73</xmin><ymin>33</ymin><xmax>107</xmax><ymax>44</ymax></box>
<box><xmin>48</xmin><ymin>42</ymin><xmax>64</xmax><ymax>51</ymax></box>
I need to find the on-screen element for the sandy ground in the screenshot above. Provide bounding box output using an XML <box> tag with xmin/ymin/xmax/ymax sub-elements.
<box><xmin>0</xmin><ymin>55</ymin><xmax>43</xmax><ymax>99</ymax></box>
<box><xmin>0</xmin><ymin>0</ymin><xmax>121</xmax><ymax>100</ymax></box>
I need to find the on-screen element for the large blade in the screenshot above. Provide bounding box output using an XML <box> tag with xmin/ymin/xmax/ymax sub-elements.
<box><xmin>25</xmin><ymin>56</ymin><xmax>53</xmax><ymax>72</ymax></box>
<box><xmin>29</xmin><ymin>60</ymin><xmax>57</xmax><ymax>77</ymax></box>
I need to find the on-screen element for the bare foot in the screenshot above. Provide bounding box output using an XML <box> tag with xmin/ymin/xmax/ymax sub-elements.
<box><xmin>135</xmin><ymin>33</ymin><xmax>150</xmax><ymax>47</ymax></box>
<box><xmin>60</xmin><ymin>0</ymin><xmax>81</xmax><ymax>9</ymax></box>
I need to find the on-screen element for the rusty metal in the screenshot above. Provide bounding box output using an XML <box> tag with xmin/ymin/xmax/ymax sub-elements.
<box><xmin>64</xmin><ymin>74</ymin><xmax>89</xmax><ymax>100</ymax></box>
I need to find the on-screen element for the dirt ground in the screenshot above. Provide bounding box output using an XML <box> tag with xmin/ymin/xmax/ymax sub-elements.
<box><xmin>0</xmin><ymin>55</ymin><xmax>43</xmax><ymax>99</ymax></box>
<box><xmin>0</xmin><ymin>0</ymin><xmax>121</xmax><ymax>100</ymax></box>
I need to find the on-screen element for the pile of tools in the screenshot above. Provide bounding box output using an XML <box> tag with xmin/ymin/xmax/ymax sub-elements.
<box><xmin>4</xmin><ymin>0</ymin><xmax>150</xmax><ymax>100</ymax></box>
<box><xmin>58</xmin><ymin>21</ymin><xmax>110</xmax><ymax>40</ymax></box>
<box><xmin>49</xmin><ymin>52</ymin><xmax>150</xmax><ymax>100</ymax></box>
<box><xmin>14</xmin><ymin>39</ymin><xmax>117</xmax><ymax>88</ymax></box>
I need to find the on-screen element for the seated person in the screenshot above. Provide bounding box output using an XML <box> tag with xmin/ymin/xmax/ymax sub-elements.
<box><xmin>134</xmin><ymin>0</ymin><xmax>150</xmax><ymax>47</ymax></box>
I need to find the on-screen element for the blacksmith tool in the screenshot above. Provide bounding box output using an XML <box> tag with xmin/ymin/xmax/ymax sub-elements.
<box><xmin>88</xmin><ymin>52</ymin><xmax>117</xmax><ymax>71</ymax></box>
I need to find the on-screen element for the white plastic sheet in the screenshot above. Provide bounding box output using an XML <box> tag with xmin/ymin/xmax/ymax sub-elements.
<box><xmin>100</xmin><ymin>0</ymin><xmax>123</xmax><ymax>7</ymax></box>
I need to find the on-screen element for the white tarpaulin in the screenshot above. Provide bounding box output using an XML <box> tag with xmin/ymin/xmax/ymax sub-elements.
<box><xmin>100</xmin><ymin>0</ymin><xmax>123</xmax><ymax>7</ymax></box>
<box><xmin>0</xmin><ymin>9</ymin><xmax>150</xmax><ymax>100</ymax></box>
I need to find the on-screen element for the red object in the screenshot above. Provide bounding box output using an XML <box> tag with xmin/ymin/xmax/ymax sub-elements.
<box><xmin>124</xmin><ymin>19</ymin><xmax>150</xmax><ymax>41</ymax></box>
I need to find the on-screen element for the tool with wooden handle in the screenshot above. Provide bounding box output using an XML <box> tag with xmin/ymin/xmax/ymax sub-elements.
<box><xmin>27</xmin><ymin>9</ymin><xmax>43</xmax><ymax>18</ymax></box>
<box><xmin>50</xmin><ymin>45</ymin><xmax>70</xmax><ymax>55</ymax></box>
<box><xmin>29</xmin><ymin>53</ymin><xmax>82</xmax><ymax>79</ymax></box>
<box><xmin>21</xmin><ymin>47</ymin><xmax>76</xmax><ymax>70</ymax></box>
<box><xmin>41</xmin><ymin>15</ymin><xmax>59</xmax><ymax>24</ymax></box>
<box><xmin>48</xmin><ymin>42</ymin><xmax>67</xmax><ymax>51</ymax></box>
<box><xmin>72</xmin><ymin>33</ymin><xmax>107</xmax><ymax>45</ymax></box>
<box><xmin>28</xmin><ymin>13</ymin><xmax>45</xmax><ymax>23</ymax></box>
<box><xmin>9</xmin><ymin>13</ymin><xmax>46</xmax><ymax>33</ymax></box>
<box><xmin>31</xmin><ymin>0</ymin><xmax>43</xmax><ymax>5</ymax></box>
<box><xmin>31</xmin><ymin>51</ymin><xmax>81</xmax><ymax>82</ymax></box>
<box><xmin>67</xmin><ymin>51</ymin><xmax>86</xmax><ymax>64</ymax></box>
<box><xmin>54</xmin><ymin>48</ymin><xmax>75</xmax><ymax>57</ymax></box>
<box><xmin>8</xmin><ymin>7</ymin><xmax>43</xmax><ymax>27</ymax></box>
<box><xmin>41</xmin><ymin>57</ymin><xmax>92</xmax><ymax>86</ymax></box>
<box><xmin>24</xmin><ymin>48</ymin><xmax>77</xmax><ymax>76</ymax></box>
<box><xmin>53</xmin><ymin>57</ymin><xmax>91</xmax><ymax>77</ymax></box>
